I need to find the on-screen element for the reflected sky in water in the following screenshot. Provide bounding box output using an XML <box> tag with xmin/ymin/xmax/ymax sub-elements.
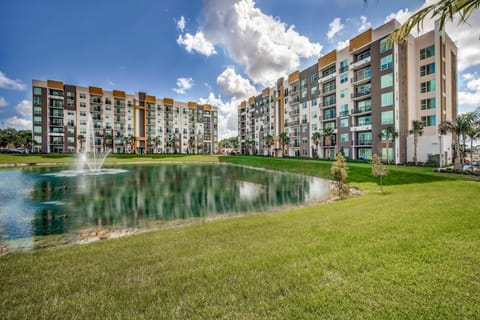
<box><xmin>0</xmin><ymin>164</ymin><xmax>330</xmax><ymax>251</ymax></box>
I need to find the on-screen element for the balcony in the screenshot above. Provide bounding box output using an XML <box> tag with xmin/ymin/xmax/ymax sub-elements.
<box><xmin>319</xmin><ymin>87</ymin><xmax>336</xmax><ymax>96</ymax></box>
<box><xmin>352</xmin><ymin>140</ymin><xmax>372</xmax><ymax>146</ymax></box>
<box><xmin>350</xmin><ymin>124</ymin><xmax>372</xmax><ymax>132</ymax></box>
<box><xmin>351</xmin><ymin>106</ymin><xmax>372</xmax><ymax>115</ymax></box>
<box><xmin>322</xmin><ymin>114</ymin><xmax>336</xmax><ymax>122</ymax></box>
<box><xmin>318</xmin><ymin>72</ymin><xmax>337</xmax><ymax>83</ymax></box>
<box><xmin>339</xmin><ymin>110</ymin><xmax>349</xmax><ymax>117</ymax></box>
<box><xmin>350</xmin><ymin>53</ymin><xmax>371</xmax><ymax>70</ymax></box>
<box><xmin>351</xmin><ymin>91</ymin><xmax>371</xmax><ymax>100</ymax></box>
<box><xmin>319</xmin><ymin>101</ymin><xmax>336</xmax><ymax>109</ymax></box>
<box><xmin>351</xmin><ymin>73</ymin><xmax>371</xmax><ymax>85</ymax></box>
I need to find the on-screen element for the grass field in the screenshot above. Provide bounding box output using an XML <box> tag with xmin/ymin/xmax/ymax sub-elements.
<box><xmin>1</xmin><ymin>155</ymin><xmax>479</xmax><ymax>319</ymax></box>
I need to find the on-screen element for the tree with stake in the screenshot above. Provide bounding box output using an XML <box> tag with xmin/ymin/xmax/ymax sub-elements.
<box><xmin>331</xmin><ymin>153</ymin><xmax>349</xmax><ymax>198</ymax></box>
<box><xmin>372</xmin><ymin>154</ymin><xmax>389</xmax><ymax>193</ymax></box>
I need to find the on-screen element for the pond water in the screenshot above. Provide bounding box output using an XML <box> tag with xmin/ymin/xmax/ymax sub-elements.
<box><xmin>0</xmin><ymin>164</ymin><xmax>331</xmax><ymax>252</ymax></box>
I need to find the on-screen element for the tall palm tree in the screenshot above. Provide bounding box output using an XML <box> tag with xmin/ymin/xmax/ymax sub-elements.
<box><xmin>154</xmin><ymin>136</ymin><xmax>162</xmax><ymax>154</ymax></box>
<box><xmin>364</xmin><ymin>0</ymin><xmax>480</xmax><ymax>43</ymax></box>
<box><xmin>323</xmin><ymin>127</ymin><xmax>334</xmax><ymax>159</ymax></box>
<box><xmin>264</xmin><ymin>134</ymin><xmax>274</xmax><ymax>157</ymax></box>
<box><xmin>439</xmin><ymin>120</ymin><xmax>459</xmax><ymax>169</ymax></box>
<box><xmin>409</xmin><ymin>120</ymin><xmax>424</xmax><ymax>165</ymax></box>
<box><xmin>77</xmin><ymin>134</ymin><xmax>85</xmax><ymax>153</ymax></box>
<box><xmin>378</xmin><ymin>127</ymin><xmax>398</xmax><ymax>164</ymax></box>
<box><xmin>245</xmin><ymin>139</ymin><xmax>255</xmax><ymax>155</ymax></box>
<box><xmin>188</xmin><ymin>136</ymin><xmax>195</xmax><ymax>154</ymax></box>
<box><xmin>467</xmin><ymin>125</ymin><xmax>480</xmax><ymax>166</ymax></box>
<box><xmin>279</xmin><ymin>132</ymin><xmax>289</xmax><ymax>157</ymax></box>
<box><xmin>311</xmin><ymin>131</ymin><xmax>322</xmax><ymax>159</ymax></box>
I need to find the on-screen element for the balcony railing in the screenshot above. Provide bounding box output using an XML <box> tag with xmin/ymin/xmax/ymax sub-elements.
<box><xmin>351</xmin><ymin>106</ymin><xmax>372</xmax><ymax>115</ymax></box>
<box><xmin>351</xmin><ymin>91</ymin><xmax>371</xmax><ymax>100</ymax></box>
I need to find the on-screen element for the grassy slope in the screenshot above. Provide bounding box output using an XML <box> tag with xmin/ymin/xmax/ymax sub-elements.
<box><xmin>1</xmin><ymin>156</ymin><xmax>479</xmax><ymax>319</ymax></box>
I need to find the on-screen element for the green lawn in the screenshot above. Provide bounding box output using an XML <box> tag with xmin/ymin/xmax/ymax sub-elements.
<box><xmin>1</xmin><ymin>155</ymin><xmax>479</xmax><ymax>319</ymax></box>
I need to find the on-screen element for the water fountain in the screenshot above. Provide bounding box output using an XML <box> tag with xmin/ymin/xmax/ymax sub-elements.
<box><xmin>76</xmin><ymin>115</ymin><xmax>110</xmax><ymax>173</ymax></box>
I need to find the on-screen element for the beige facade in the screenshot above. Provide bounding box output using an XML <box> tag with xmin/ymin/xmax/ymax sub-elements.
<box><xmin>238</xmin><ymin>19</ymin><xmax>457</xmax><ymax>165</ymax></box>
<box><xmin>32</xmin><ymin>80</ymin><xmax>218</xmax><ymax>154</ymax></box>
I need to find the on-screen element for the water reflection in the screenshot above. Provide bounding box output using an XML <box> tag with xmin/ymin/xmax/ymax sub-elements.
<box><xmin>0</xmin><ymin>164</ymin><xmax>330</xmax><ymax>251</ymax></box>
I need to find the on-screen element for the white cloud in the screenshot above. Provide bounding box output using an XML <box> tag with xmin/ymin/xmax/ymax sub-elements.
<box><xmin>358</xmin><ymin>16</ymin><xmax>371</xmax><ymax>33</ymax></box>
<box><xmin>173</xmin><ymin>77</ymin><xmax>193</xmax><ymax>94</ymax></box>
<box><xmin>177</xmin><ymin>16</ymin><xmax>186</xmax><ymax>32</ymax></box>
<box><xmin>459</xmin><ymin>73</ymin><xmax>480</xmax><ymax>113</ymax></box>
<box><xmin>5</xmin><ymin>116</ymin><xmax>31</xmax><ymax>130</ymax></box>
<box><xmin>201</xmin><ymin>0</ymin><xmax>322</xmax><ymax>85</ymax></box>
<box><xmin>327</xmin><ymin>18</ymin><xmax>344</xmax><ymax>40</ymax></box>
<box><xmin>177</xmin><ymin>31</ymin><xmax>217</xmax><ymax>56</ymax></box>
<box><xmin>384</xmin><ymin>8</ymin><xmax>411</xmax><ymax>24</ymax></box>
<box><xmin>199</xmin><ymin>92</ymin><xmax>239</xmax><ymax>139</ymax></box>
<box><xmin>217</xmin><ymin>67</ymin><xmax>257</xmax><ymax>99</ymax></box>
<box><xmin>0</xmin><ymin>97</ymin><xmax>7</xmax><ymax>108</ymax></box>
<box><xmin>108</xmin><ymin>80</ymin><xmax>115</xmax><ymax>86</ymax></box>
<box><xmin>15</xmin><ymin>100</ymin><xmax>32</xmax><ymax>118</ymax></box>
<box><xmin>0</xmin><ymin>71</ymin><xmax>26</xmax><ymax>90</ymax></box>
<box><xmin>337</xmin><ymin>40</ymin><xmax>349</xmax><ymax>50</ymax></box>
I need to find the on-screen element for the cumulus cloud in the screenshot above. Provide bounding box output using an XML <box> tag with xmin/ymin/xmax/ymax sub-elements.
<box><xmin>173</xmin><ymin>77</ymin><xmax>193</xmax><ymax>94</ymax></box>
<box><xmin>337</xmin><ymin>40</ymin><xmax>349</xmax><ymax>50</ymax></box>
<box><xmin>358</xmin><ymin>16</ymin><xmax>371</xmax><ymax>33</ymax></box>
<box><xmin>217</xmin><ymin>67</ymin><xmax>257</xmax><ymax>99</ymax></box>
<box><xmin>199</xmin><ymin>92</ymin><xmax>239</xmax><ymax>139</ymax></box>
<box><xmin>5</xmin><ymin>116</ymin><xmax>31</xmax><ymax>130</ymax></box>
<box><xmin>201</xmin><ymin>0</ymin><xmax>322</xmax><ymax>85</ymax></box>
<box><xmin>0</xmin><ymin>96</ymin><xmax>7</xmax><ymax>108</ymax></box>
<box><xmin>176</xmin><ymin>16</ymin><xmax>186</xmax><ymax>32</ymax></box>
<box><xmin>0</xmin><ymin>71</ymin><xmax>26</xmax><ymax>90</ymax></box>
<box><xmin>15</xmin><ymin>100</ymin><xmax>32</xmax><ymax>118</ymax></box>
<box><xmin>384</xmin><ymin>8</ymin><xmax>411</xmax><ymax>24</ymax></box>
<box><xmin>177</xmin><ymin>31</ymin><xmax>217</xmax><ymax>56</ymax></box>
<box><xmin>458</xmin><ymin>73</ymin><xmax>480</xmax><ymax>113</ymax></box>
<box><xmin>327</xmin><ymin>18</ymin><xmax>344</xmax><ymax>40</ymax></box>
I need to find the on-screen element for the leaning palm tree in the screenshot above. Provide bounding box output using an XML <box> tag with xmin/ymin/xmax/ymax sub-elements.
<box><xmin>311</xmin><ymin>131</ymin><xmax>322</xmax><ymax>159</ymax></box>
<box><xmin>364</xmin><ymin>0</ymin><xmax>480</xmax><ymax>43</ymax></box>
<box><xmin>378</xmin><ymin>127</ymin><xmax>398</xmax><ymax>164</ymax></box>
<box><xmin>409</xmin><ymin>120</ymin><xmax>424</xmax><ymax>165</ymax></box>
<box><xmin>264</xmin><ymin>134</ymin><xmax>274</xmax><ymax>157</ymax></box>
<box><xmin>323</xmin><ymin>127</ymin><xmax>334</xmax><ymax>159</ymax></box>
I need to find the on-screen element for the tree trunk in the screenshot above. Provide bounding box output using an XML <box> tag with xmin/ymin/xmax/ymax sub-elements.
<box><xmin>413</xmin><ymin>135</ymin><xmax>418</xmax><ymax>165</ymax></box>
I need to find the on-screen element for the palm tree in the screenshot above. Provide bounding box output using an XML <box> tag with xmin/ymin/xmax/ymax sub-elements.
<box><xmin>409</xmin><ymin>120</ymin><xmax>424</xmax><ymax>165</ymax></box>
<box><xmin>125</xmin><ymin>134</ymin><xmax>136</xmax><ymax>153</ymax></box>
<box><xmin>378</xmin><ymin>127</ymin><xmax>398</xmax><ymax>164</ymax></box>
<box><xmin>311</xmin><ymin>131</ymin><xmax>322</xmax><ymax>159</ymax></box>
<box><xmin>245</xmin><ymin>139</ymin><xmax>255</xmax><ymax>155</ymax></box>
<box><xmin>188</xmin><ymin>136</ymin><xmax>195</xmax><ymax>154</ymax></box>
<box><xmin>154</xmin><ymin>136</ymin><xmax>162</xmax><ymax>154</ymax></box>
<box><xmin>77</xmin><ymin>134</ymin><xmax>85</xmax><ymax>152</ymax></box>
<box><xmin>104</xmin><ymin>134</ymin><xmax>113</xmax><ymax>152</ymax></box>
<box><xmin>364</xmin><ymin>0</ymin><xmax>480</xmax><ymax>43</ymax></box>
<box><xmin>439</xmin><ymin>120</ymin><xmax>459</xmax><ymax>169</ymax></box>
<box><xmin>264</xmin><ymin>134</ymin><xmax>274</xmax><ymax>157</ymax></box>
<box><xmin>323</xmin><ymin>127</ymin><xmax>334</xmax><ymax>159</ymax></box>
<box><xmin>279</xmin><ymin>132</ymin><xmax>289</xmax><ymax>157</ymax></box>
<box><xmin>467</xmin><ymin>125</ymin><xmax>480</xmax><ymax>167</ymax></box>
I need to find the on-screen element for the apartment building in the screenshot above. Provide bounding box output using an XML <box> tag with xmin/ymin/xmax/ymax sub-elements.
<box><xmin>32</xmin><ymin>80</ymin><xmax>218</xmax><ymax>154</ymax></box>
<box><xmin>238</xmin><ymin>19</ymin><xmax>457</xmax><ymax>165</ymax></box>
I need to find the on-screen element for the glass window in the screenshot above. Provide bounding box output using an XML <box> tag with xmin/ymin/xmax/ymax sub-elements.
<box><xmin>381</xmin><ymin>92</ymin><xmax>394</xmax><ymax>107</ymax></box>
<box><xmin>340</xmin><ymin>89</ymin><xmax>348</xmax><ymax>98</ymax></box>
<box><xmin>420</xmin><ymin>98</ymin><xmax>436</xmax><ymax>110</ymax></box>
<box><xmin>343</xmin><ymin>148</ymin><xmax>349</xmax><ymax>157</ymax></box>
<box><xmin>310</xmin><ymin>73</ymin><xmax>317</xmax><ymax>82</ymax></box>
<box><xmin>325</xmin><ymin>122</ymin><xmax>335</xmax><ymax>129</ymax></box>
<box><xmin>380</xmin><ymin>54</ymin><xmax>393</xmax><ymax>71</ymax></box>
<box><xmin>340</xmin><ymin>118</ymin><xmax>349</xmax><ymax>128</ymax></box>
<box><xmin>420</xmin><ymin>63</ymin><xmax>435</xmax><ymax>76</ymax></box>
<box><xmin>420</xmin><ymin>80</ymin><xmax>436</xmax><ymax>93</ymax></box>
<box><xmin>79</xmin><ymin>93</ymin><xmax>86</xmax><ymax>99</ymax></box>
<box><xmin>33</xmin><ymin>87</ymin><xmax>42</xmax><ymax>95</ymax></box>
<box><xmin>33</xmin><ymin>96</ymin><xmax>42</xmax><ymax>105</ymax></box>
<box><xmin>311</xmin><ymin>98</ymin><xmax>317</xmax><ymax>106</ymax></box>
<box><xmin>339</xmin><ymin>59</ymin><xmax>349</xmax><ymax>73</ymax></box>
<box><xmin>420</xmin><ymin>45</ymin><xmax>435</xmax><ymax>60</ymax></box>
<box><xmin>358</xmin><ymin>148</ymin><xmax>372</xmax><ymax>160</ymax></box>
<box><xmin>358</xmin><ymin>116</ymin><xmax>371</xmax><ymax>126</ymax></box>
<box><xmin>312</xmin><ymin>124</ymin><xmax>317</xmax><ymax>131</ymax></box>
<box><xmin>80</xmin><ymin>102</ymin><xmax>86</xmax><ymax>108</ymax></box>
<box><xmin>310</xmin><ymin>86</ymin><xmax>318</xmax><ymax>95</ymax></box>
<box><xmin>340</xmin><ymin>73</ymin><xmax>348</xmax><ymax>83</ymax></box>
<box><xmin>382</xmin><ymin>148</ymin><xmax>394</xmax><ymax>161</ymax></box>
<box><xmin>381</xmin><ymin>110</ymin><xmax>394</xmax><ymax>125</ymax></box>
<box><xmin>381</xmin><ymin>73</ymin><xmax>393</xmax><ymax>88</ymax></box>
<box><xmin>33</xmin><ymin>126</ymin><xmax>42</xmax><ymax>133</ymax></box>
<box><xmin>380</xmin><ymin>38</ymin><xmax>392</xmax><ymax>53</ymax></box>
<box><xmin>421</xmin><ymin>115</ymin><xmax>436</xmax><ymax>126</ymax></box>
<box><xmin>340</xmin><ymin>133</ymin><xmax>349</xmax><ymax>142</ymax></box>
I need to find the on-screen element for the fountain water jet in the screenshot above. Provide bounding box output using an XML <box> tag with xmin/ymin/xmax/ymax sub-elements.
<box><xmin>76</xmin><ymin>115</ymin><xmax>111</xmax><ymax>173</ymax></box>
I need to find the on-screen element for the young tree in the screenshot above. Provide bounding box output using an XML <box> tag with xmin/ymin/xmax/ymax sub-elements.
<box><xmin>371</xmin><ymin>154</ymin><xmax>389</xmax><ymax>193</ymax></box>
<box><xmin>311</xmin><ymin>131</ymin><xmax>322</xmax><ymax>159</ymax></box>
<box><xmin>331</xmin><ymin>153</ymin><xmax>349</xmax><ymax>198</ymax></box>
<box><xmin>409</xmin><ymin>120</ymin><xmax>424</xmax><ymax>165</ymax></box>
<box><xmin>378</xmin><ymin>127</ymin><xmax>398</xmax><ymax>164</ymax></box>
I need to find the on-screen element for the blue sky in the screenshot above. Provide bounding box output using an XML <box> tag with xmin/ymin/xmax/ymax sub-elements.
<box><xmin>1</xmin><ymin>0</ymin><xmax>479</xmax><ymax>138</ymax></box>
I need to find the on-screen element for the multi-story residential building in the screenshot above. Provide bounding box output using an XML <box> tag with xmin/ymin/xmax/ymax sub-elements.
<box><xmin>238</xmin><ymin>19</ymin><xmax>457</xmax><ymax>165</ymax></box>
<box><xmin>32</xmin><ymin>80</ymin><xmax>218</xmax><ymax>154</ymax></box>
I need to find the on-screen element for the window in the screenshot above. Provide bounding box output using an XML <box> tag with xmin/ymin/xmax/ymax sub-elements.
<box><xmin>324</xmin><ymin>81</ymin><xmax>335</xmax><ymax>93</ymax></box>
<box><xmin>380</xmin><ymin>54</ymin><xmax>393</xmax><ymax>71</ymax></box>
<box><xmin>33</xmin><ymin>126</ymin><xmax>42</xmax><ymax>133</ymax></box>
<box><xmin>67</xmin><ymin>137</ymin><xmax>75</xmax><ymax>143</ymax></box>
<box><xmin>67</xmin><ymin>111</ymin><xmax>75</xmax><ymax>116</ymax></box>
<box><xmin>80</xmin><ymin>102</ymin><xmax>86</xmax><ymax>108</ymax></box>
<box><xmin>33</xmin><ymin>96</ymin><xmax>42</xmax><ymax>105</ymax></box>
<box><xmin>312</xmin><ymin>112</ymin><xmax>317</xmax><ymax>119</ymax></box>
<box><xmin>340</xmin><ymin>73</ymin><xmax>348</xmax><ymax>83</ymax></box>
<box><xmin>343</xmin><ymin>148</ymin><xmax>350</xmax><ymax>157</ymax></box>
<box><xmin>325</xmin><ymin>122</ymin><xmax>335</xmax><ymax>130</ymax></box>
<box><xmin>302</xmin><ymin>102</ymin><xmax>308</xmax><ymax>109</ymax></box>
<box><xmin>358</xmin><ymin>116</ymin><xmax>371</xmax><ymax>126</ymax></box>
<box><xmin>420</xmin><ymin>45</ymin><xmax>435</xmax><ymax>59</ymax></box>
<box><xmin>420</xmin><ymin>98</ymin><xmax>436</xmax><ymax>110</ymax></box>
<box><xmin>312</xmin><ymin>124</ymin><xmax>317</xmax><ymax>131</ymax></box>
<box><xmin>79</xmin><ymin>93</ymin><xmax>86</xmax><ymax>99</ymax></box>
<box><xmin>311</xmin><ymin>73</ymin><xmax>317</xmax><ymax>82</ymax></box>
<box><xmin>80</xmin><ymin>120</ymin><xmax>87</xmax><ymax>125</ymax></box>
<box><xmin>339</xmin><ymin>59</ymin><xmax>349</xmax><ymax>73</ymax></box>
<box><xmin>340</xmin><ymin>118</ymin><xmax>349</xmax><ymax>128</ymax></box>
<box><xmin>340</xmin><ymin>133</ymin><xmax>349</xmax><ymax>142</ymax></box>
<box><xmin>340</xmin><ymin>89</ymin><xmax>348</xmax><ymax>98</ymax></box>
<box><xmin>340</xmin><ymin>104</ymin><xmax>349</xmax><ymax>116</ymax></box>
<box><xmin>33</xmin><ymin>106</ymin><xmax>42</xmax><ymax>115</ymax></box>
<box><xmin>421</xmin><ymin>115</ymin><xmax>436</xmax><ymax>127</ymax></box>
<box><xmin>358</xmin><ymin>148</ymin><xmax>372</xmax><ymax>160</ymax></box>
<box><xmin>33</xmin><ymin>87</ymin><xmax>42</xmax><ymax>95</ymax></box>
<box><xmin>357</xmin><ymin>99</ymin><xmax>371</xmax><ymax>113</ymax></box>
<box><xmin>67</xmin><ymin>92</ymin><xmax>75</xmax><ymax>99</ymax></box>
<box><xmin>381</xmin><ymin>110</ymin><xmax>394</xmax><ymax>125</ymax></box>
<box><xmin>420</xmin><ymin>63</ymin><xmax>435</xmax><ymax>76</ymax></box>
<box><xmin>420</xmin><ymin>80</ymin><xmax>436</xmax><ymax>93</ymax></box>
<box><xmin>382</xmin><ymin>148</ymin><xmax>394</xmax><ymax>161</ymax></box>
<box><xmin>381</xmin><ymin>92</ymin><xmax>394</xmax><ymax>107</ymax></box>
<box><xmin>311</xmin><ymin>98</ymin><xmax>317</xmax><ymax>106</ymax></box>
<box><xmin>380</xmin><ymin>37</ymin><xmax>393</xmax><ymax>53</ymax></box>
<box><xmin>381</xmin><ymin>73</ymin><xmax>393</xmax><ymax>88</ymax></box>
<box><xmin>302</xmin><ymin>89</ymin><xmax>307</xmax><ymax>98</ymax></box>
<box><xmin>310</xmin><ymin>86</ymin><xmax>318</xmax><ymax>95</ymax></box>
